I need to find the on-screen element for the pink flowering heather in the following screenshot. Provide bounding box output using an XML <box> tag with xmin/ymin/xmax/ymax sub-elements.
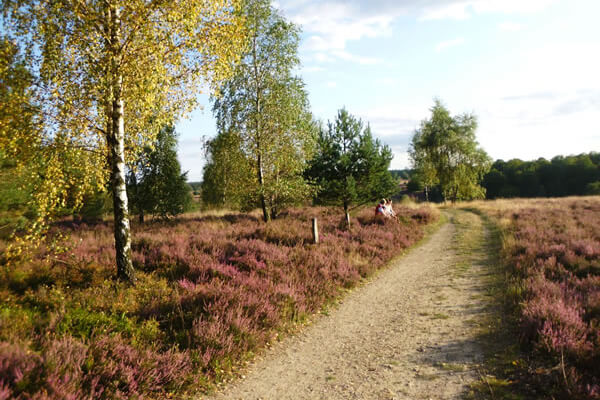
<box><xmin>486</xmin><ymin>198</ymin><xmax>600</xmax><ymax>399</ymax></box>
<box><xmin>0</xmin><ymin>206</ymin><xmax>435</xmax><ymax>398</ymax></box>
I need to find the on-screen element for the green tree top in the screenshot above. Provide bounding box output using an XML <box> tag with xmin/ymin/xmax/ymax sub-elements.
<box><xmin>409</xmin><ymin>99</ymin><xmax>491</xmax><ymax>202</ymax></box>
<box><xmin>306</xmin><ymin>108</ymin><xmax>396</xmax><ymax>217</ymax></box>
<box><xmin>127</xmin><ymin>125</ymin><xmax>191</xmax><ymax>222</ymax></box>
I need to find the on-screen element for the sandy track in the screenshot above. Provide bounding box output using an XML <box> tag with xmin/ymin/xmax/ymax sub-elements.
<box><xmin>203</xmin><ymin>211</ymin><xmax>490</xmax><ymax>400</ymax></box>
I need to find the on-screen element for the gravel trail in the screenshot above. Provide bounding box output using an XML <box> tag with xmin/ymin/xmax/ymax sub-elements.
<box><xmin>204</xmin><ymin>211</ymin><xmax>490</xmax><ymax>400</ymax></box>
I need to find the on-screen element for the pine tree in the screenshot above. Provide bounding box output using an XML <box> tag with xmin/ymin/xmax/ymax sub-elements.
<box><xmin>128</xmin><ymin>125</ymin><xmax>191</xmax><ymax>221</ymax></box>
<box><xmin>305</xmin><ymin>108</ymin><xmax>396</xmax><ymax>223</ymax></box>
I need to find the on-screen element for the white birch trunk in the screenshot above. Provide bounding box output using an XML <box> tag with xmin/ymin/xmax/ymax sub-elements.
<box><xmin>107</xmin><ymin>2</ymin><xmax>135</xmax><ymax>282</ymax></box>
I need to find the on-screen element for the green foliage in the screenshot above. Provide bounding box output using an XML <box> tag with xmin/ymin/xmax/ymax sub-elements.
<box><xmin>409</xmin><ymin>99</ymin><xmax>491</xmax><ymax>202</ymax></box>
<box><xmin>201</xmin><ymin>130</ymin><xmax>255</xmax><ymax>209</ymax></box>
<box><xmin>76</xmin><ymin>191</ymin><xmax>110</xmax><ymax>222</ymax></box>
<box><xmin>127</xmin><ymin>125</ymin><xmax>192</xmax><ymax>220</ymax></box>
<box><xmin>56</xmin><ymin>307</ymin><xmax>135</xmax><ymax>339</ymax></box>
<box><xmin>0</xmin><ymin>154</ymin><xmax>30</xmax><ymax>212</ymax></box>
<box><xmin>305</xmin><ymin>108</ymin><xmax>396</xmax><ymax>213</ymax></box>
<box><xmin>0</xmin><ymin>36</ymin><xmax>37</xmax><ymax>159</ymax></box>
<box><xmin>406</xmin><ymin>177</ymin><xmax>423</xmax><ymax>192</ymax></box>
<box><xmin>586</xmin><ymin>181</ymin><xmax>600</xmax><ymax>195</ymax></box>
<box><xmin>483</xmin><ymin>153</ymin><xmax>600</xmax><ymax>199</ymax></box>
<box><xmin>0</xmin><ymin>38</ymin><xmax>38</xmax><ymax>237</ymax></box>
<box><xmin>211</xmin><ymin>0</ymin><xmax>316</xmax><ymax>221</ymax></box>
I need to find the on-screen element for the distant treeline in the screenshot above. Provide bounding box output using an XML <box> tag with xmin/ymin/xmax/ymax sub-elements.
<box><xmin>389</xmin><ymin>169</ymin><xmax>411</xmax><ymax>180</ymax></box>
<box><xmin>483</xmin><ymin>152</ymin><xmax>600</xmax><ymax>199</ymax></box>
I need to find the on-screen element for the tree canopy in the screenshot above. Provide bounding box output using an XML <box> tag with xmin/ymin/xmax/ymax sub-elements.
<box><xmin>409</xmin><ymin>100</ymin><xmax>491</xmax><ymax>202</ymax></box>
<box><xmin>201</xmin><ymin>129</ymin><xmax>255</xmax><ymax>210</ymax></box>
<box><xmin>305</xmin><ymin>108</ymin><xmax>396</xmax><ymax>218</ymax></box>
<box><xmin>127</xmin><ymin>125</ymin><xmax>191</xmax><ymax>222</ymax></box>
<box><xmin>210</xmin><ymin>0</ymin><xmax>316</xmax><ymax>221</ymax></box>
<box><xmin>1</xmin><ymin>0</ymin><xmax>246</xmax><ymax>280</ymax></box>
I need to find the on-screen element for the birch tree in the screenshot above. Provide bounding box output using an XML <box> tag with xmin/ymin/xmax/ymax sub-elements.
<box><xmin>409</xmin><ymin>100</ymin><xmax>491</xmax><ymax>202</ymax></box>
<box><xmin>212</xmin><ymin>0</ymin><xmax>316</xmax><ymax>222</ymax></box>
<box><xmin>201</xmin><ymin>129</ymin><xmax>255</xmax><ymax>209</ymax></box>
<box><xmin>1</xmin><ymin>0</ymin><xmax>246</xmax><ymax>281</ymax></box>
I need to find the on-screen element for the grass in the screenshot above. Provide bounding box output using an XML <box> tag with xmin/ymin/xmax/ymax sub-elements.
<box><xmin>445</xmin><ymin>207</ymin><xmax>536</xmax><ymax>400</ymax></box>
<box><xmin>416</xmin><ymin>372</ymin><xmax>439</xmax><ymax>381</ymax></box>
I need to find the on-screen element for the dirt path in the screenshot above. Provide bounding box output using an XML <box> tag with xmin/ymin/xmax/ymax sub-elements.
<box><xmin>203</xmin><ymin>210</ymin><xmax>492</xmax><ymax>400</ymax></box>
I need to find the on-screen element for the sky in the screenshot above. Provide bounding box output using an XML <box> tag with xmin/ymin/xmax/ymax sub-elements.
<box><xmin>177</xmin><ymin>0</ymin><xmax>600</xmax><ymax>181</ymax></box>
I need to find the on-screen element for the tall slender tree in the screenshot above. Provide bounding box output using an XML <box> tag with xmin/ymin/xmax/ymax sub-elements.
<box><xmin>212</xmin><ymin>0</ymin><xmax>316</xmax><ymax>222</ymax></box>
<box><xmin>1</xmin><ymin>0</ymin><xmax>246</xmax><ymax>281</ymax></box>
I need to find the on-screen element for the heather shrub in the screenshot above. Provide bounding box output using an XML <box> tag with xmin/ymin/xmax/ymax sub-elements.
<box><xmin>0</xmin><ymin>206</ymin><xmax>435</xmax><ymax>398</ymax></box>
<box><xmin>0</xmin><ymin>335</ymin><xmax>194</xmax><ymax>399</ymax></box>
<box><xmin>475</xmin><ymin>197</ymin><xmax>600</xmax><ymax>399</ymax></box>
<box><xmin>0</xmin><ymin>342</ymin><xmax>43</xmax><ymax>398</ymax></box>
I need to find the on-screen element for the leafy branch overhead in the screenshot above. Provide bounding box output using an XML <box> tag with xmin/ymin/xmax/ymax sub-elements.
<box><xmin>1</xmin><ymin>0</ymin><xmax>247</xmax><ymax>280</ymax></box>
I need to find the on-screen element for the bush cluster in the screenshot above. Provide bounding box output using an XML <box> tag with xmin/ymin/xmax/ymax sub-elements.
<box><xmin>0</xmin><ymin>206</ymin><xmax>435</xmax><ymax>399</ymax></box>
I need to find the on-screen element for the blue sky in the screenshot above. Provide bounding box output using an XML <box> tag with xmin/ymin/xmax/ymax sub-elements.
<box><xmin>177</xmin><ymin>0</ymin><xmax>600</xmax><ymax>181</ymax></box>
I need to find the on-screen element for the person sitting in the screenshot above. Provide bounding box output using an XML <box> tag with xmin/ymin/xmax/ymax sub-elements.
<box><xmin>386</xmin><ymin>199</ymin><xmax>397</xmax><ymax>218</ymax></box>
<box><xmin>375</xmin><ymin>199</ymin><xmax>386</xmax><ymax>216</ymax></box>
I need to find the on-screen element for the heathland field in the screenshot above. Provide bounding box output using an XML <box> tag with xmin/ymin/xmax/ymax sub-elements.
<box><xmin>464</xmin><ymin>197</ymin><xmax>600</xmax><ymax>399</ymax></box>
<box><xmin>1</xmin><ymin>197</ymin><xmax>599</xmax><ymax>400</ymax></box>
<box><xmin>0</xmin><ymin>206</ymin><xmax>436</xmax><ymax>399</ymax></box>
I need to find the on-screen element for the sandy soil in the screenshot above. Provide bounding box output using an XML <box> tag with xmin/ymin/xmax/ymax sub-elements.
<box><xmin>202</xmin><ymin>211</ymin><xmax>490</xmax><ymax>400</ymax></box>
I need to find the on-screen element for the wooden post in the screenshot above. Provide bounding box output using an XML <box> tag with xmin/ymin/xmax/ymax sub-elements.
<box><xmin>312</xmin><ymin>217</ymin><xmax>319</xmax><ymax>244</ymax></box>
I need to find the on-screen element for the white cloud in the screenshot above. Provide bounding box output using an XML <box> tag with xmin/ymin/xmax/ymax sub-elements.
<box><xmin>390</xmin><ymin>146</ymin><xmax>410</xmax><ymax>169</ymax></box>
<box><xmin>326</xmin><ymin>81</ymin><xmax>337</xmax><ymax>88</ymax></box>
<box><xmin>278</xmin><ymin>0</ymin><xmax>556</xmax><ymax>65</ymax></box>
<box><xmin>177</xmin><ymin>138</ymin><xmax>205</xmax><ymax>181</ymax></box>
<box><xmin>279</xmin><ymin>1</ymin><xmax>395</xmax><ymax>64</ymax></box>
<box><xmin>351</xmin><ymin>103</ymin><xmax>432</xmax><ymax>168</ymax></box>
<box><xmin>498</xmin><ymin>21</ymin><xmax>524</xmax><ymax>31</ymax></box>
<box><xmin>419</xmin><ymin>2</ymin><xmax>473</xmax><ymax>21</ymax></box>
<box><xmin>419</xmin><ymin>0</ymin><xmax>557</xmax><ymax>21</ymax></box>
<box><xmin>312</xmin><ymin>52</ymin><xmax>336</xmax><ymax>63</ymax></box>
<box><xmin>466</xmin><ymin>41</ymin><xmax>600</xmax><ymax>161</ymax></box>
<box><xmin>331</xmin><ymin>50</ymin><xmax>382</xmax><ymax>65</ymax></box>
<box><xmin>435</xmin><ymin>37</ymin><xmax>465</xmax><ymax>52</ymax></box>
<box><xmin>374</xmin><ymin>77</ymin><xmax>401</xmax><ymax>86</ymax></box>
